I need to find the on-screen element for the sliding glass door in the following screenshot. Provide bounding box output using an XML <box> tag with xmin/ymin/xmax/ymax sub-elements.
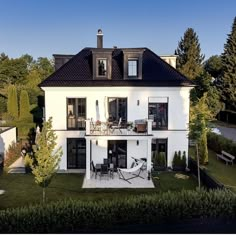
<box><xmin>67</xmin><ymin>138</ymin><xmax>86</xmax><ymax>169</ymax></box>
<box><xmin>108</xmin><ymin>140</ymin><xmax>127</xmax><ymax>169</ymax></box>
<box><xmin>108</xmin><ymin>98</ymin><xmax>127</xmax><ymax>123</ymax></box>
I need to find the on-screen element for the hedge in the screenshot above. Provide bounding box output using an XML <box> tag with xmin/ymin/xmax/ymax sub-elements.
<box><xmin>207</xmin><ymin>132</ymin><xmax>236</xmax><ymax>157</ymax></box>
<box><xmin>0</xmin><ymin>189</ymin><xmax>235</xmax><ymax>233</ymax></box>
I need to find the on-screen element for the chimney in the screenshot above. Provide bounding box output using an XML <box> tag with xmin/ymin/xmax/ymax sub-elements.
<box><xmin>97</xmin><ymin>29</ymin><xmax>103</xmax><ymax>48</ymax></box>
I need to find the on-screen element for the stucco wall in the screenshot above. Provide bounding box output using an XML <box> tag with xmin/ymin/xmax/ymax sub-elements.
<box><xmin>43</xmin><ymin>86</ymin><xmax>191</xmax><ymax>170</ymax></box>
<box><xmin>0</xmin><ymin>127</ymin><xmax>17</xmax><ymax>158</ymax></box>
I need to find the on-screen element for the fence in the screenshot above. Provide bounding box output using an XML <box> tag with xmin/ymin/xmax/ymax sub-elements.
<box><xmin>188</xmin><ymin>158</ymin><xmax>224</xmax><ymax>190</ymax></box>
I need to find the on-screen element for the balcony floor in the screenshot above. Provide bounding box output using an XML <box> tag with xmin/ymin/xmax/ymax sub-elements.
<box><xmin>82</xmin><ymin>171</ymin><xmax>154</xmax><ymax>188</ymax></box>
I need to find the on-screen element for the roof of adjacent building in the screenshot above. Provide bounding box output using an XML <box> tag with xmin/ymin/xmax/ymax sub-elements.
<box><xmin>39</xmin><ymin>47</ymin><xmax>194</xmax><ymax>87</ymax></box>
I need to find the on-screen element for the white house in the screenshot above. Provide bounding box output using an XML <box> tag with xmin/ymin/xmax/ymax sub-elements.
<box><xmin>40</xmin><ymin>29</ymin><xmax>194</xmax><ymax>180</ymax></box>
<box><xmin>0</xmin><ymin>127</ymin><xmax>17</xmax><ymax>157</ymax></box>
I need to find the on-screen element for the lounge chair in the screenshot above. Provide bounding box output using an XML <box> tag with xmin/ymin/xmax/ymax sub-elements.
<box><xmin>117</xmin><ymin>161</ymin><xmax>145</xmax><ymax>184</ymax></box>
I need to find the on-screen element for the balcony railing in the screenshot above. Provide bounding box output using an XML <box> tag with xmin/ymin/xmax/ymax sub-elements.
<box><xmin>85</xmin><ymin>119</ymin><xmax>153</xmax><ymax>136</ymax></box>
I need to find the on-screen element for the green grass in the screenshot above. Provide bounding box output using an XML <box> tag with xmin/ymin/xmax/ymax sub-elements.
<box><xmin>0</xmin><ymin>172</ymin><xmax>197</xmax><ymax>210</ymax></box>
<box><xmin>189</xmin><ymin>147</ymin><xmax>236</xmax><ymax>192</ymax></box>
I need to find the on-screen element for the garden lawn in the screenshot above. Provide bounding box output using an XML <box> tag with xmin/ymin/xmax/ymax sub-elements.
<box><xmin>189</xmin><ymin>147</ymin><xmax>236</xmax><ymax>192</ymax></box>
<box><xmin>0</xmin><ymin>172</ymin><xmax>197</xmax><ymax>210</ymax></box>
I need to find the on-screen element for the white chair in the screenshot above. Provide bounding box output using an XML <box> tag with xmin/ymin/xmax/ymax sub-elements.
<box><xmin>111</xmin><ymin>117</ymin><xmax>122</xmax><ymax>134</ymax></box>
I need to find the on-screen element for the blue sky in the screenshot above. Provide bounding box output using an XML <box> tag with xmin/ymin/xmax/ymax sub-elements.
<box><xmin>0</xmin><ymin>0</ymin><xmax>235</xmax><ymax>60</ymax></box>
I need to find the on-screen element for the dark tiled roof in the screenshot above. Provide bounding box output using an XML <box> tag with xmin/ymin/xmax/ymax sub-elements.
<box><xmin>39</xmin><ymin>47</ymin><xmax>194</xmax><ymax>87</ymax></box>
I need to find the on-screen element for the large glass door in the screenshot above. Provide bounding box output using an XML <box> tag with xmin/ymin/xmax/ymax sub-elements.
<box><xmin>108</xmin><ymin>98</ymin><xmax>127</xmax><ymax>123</ymax></box>
<box><xmin>67</xmin><ymin>138</ymin><xmax>86</xmax><ymax>169</ymax></box>
<box><xmin>108</xmin><ymin>140</ymin><xmax>127</xmax><ymax>169</ymax></box>
<box><xmin>151</xmin><ymin>139</ymin><xmax>168</xmax><ymax>167</ymax></box>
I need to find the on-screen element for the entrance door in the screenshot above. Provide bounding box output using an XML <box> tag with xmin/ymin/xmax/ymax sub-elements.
<box><xmin>67</xmin><ymin>138</ymin><xmax>86</xmax><ymax>169</ymax></box>
<box><xmin>152</xmin><ymin>139</ymin><xmax>168</xmax><ymax>167</ymax></box>
<box><xmin>108</xmin><ymin>140</ymin><xmax>127</xmax><ymax>169</ymax></box>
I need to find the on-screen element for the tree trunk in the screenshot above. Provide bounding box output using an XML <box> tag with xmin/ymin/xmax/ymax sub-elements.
<box><xmin>43</xmin><ymin>187</ymin><xmax>45</xmax><ymax>204</ymax></box>
<box><xmin>196</xmin><ymin>143</ymin><xmax>201</xmax><ymax>189</ymax></box>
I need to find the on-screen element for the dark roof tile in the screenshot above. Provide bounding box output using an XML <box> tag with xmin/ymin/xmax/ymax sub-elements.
<box><xmin>40</xmin><ymin>47</ymin><xmax>194</xmax><ymax>87</ymax></box>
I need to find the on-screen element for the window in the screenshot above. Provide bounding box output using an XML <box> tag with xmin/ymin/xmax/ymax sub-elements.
<box><xmin>148</xmin><ymin>103</ymin><xmax>168</xmax><ymax>130</ymax></box>
<box><xmin>97</xmin><ymin>59</ymin><xmax>107</xmax><ymax>76</ymax></box>
<box><xmin>67</xmin><ymin>98</ymin><xmax>86</xmax><ymax>130</ymax></box>
<box><xmin>108</xmin><ymin>98</ymin><xmax>127</xmax><ymax>123</ymax></box>
<box><xmin>128</xmin><ymin>59</ymin><xmax>138</xmax><ymax>77</ymax></box>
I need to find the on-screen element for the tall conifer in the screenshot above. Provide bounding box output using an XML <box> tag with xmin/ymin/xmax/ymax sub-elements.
<box><xmin>175</xmin><ymin>28</ymin><xmax>204</xmax><ymax>80</ymax></box>
<box><xmin>219</xmin><ymin>17</ymin><xmax>236</xmax><ymax>110</ymax></box>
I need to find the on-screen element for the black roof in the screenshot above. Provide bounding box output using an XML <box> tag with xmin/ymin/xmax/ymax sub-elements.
<box><xmin>39</xmin><ymin>47</ymin><xmax>194</xmax><ymax>87</ymax></box>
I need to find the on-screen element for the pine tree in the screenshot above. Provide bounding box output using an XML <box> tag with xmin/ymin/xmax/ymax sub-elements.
<box><xmin>7</xmin><ymin>84</ymin><xmax>18</xmax><ymax>120</ymax></box>
<box><xmin>219</xmin><ymin>17</ymin><xmax>236</xmax><ymax>110</ymax></box>
<box><xmin>26</xmin><ymin>117</ymin><xmax>62</xmax><ymax>203</ymax></box>
<box><xmin>175</xmin><ymin>28</ymin><xmax>204</xmax><ymax>80</ymax></box>
<box><xmin>19</xmin><ymin>90</ymin><xmax>32</xmax><ymax>122</ymax></box>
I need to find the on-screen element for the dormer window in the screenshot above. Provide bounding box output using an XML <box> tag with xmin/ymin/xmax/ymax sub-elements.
<box><xmin>128</xmin><ymin>59</ymin><xmax>138</xmax><ymax>77</ymax></box>
<box><xmin>123</xmin><ymin>49</ymin><xmax>145</xmax><ymax>80</ymax></box>
<box><xmin>97</xmin><ymin>59</ymin><xmax>107</xmax><ymax>76</ymax></box>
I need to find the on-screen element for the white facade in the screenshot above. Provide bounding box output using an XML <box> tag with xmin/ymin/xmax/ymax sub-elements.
<box><xmin>42</xmin><ymin>86</ymin><xmax>191</xmax><ymax>179</ymax></box>
<box><xmin>0</xmin><ymin>127</ymin><xmax>17</xmax><ymax>158</ymax></box>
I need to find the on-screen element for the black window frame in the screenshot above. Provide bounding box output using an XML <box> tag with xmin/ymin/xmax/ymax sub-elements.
<box><xmin>108</xmin><ymin>97</ymin><xmax>128</xmax><ymax>123</ymax></box>
<box><xmin>67</xmin><ymin>98</ymin><xmax>86</xmax><ymax>130</ymax></box>
<box><xmin>148</xmin><ymin>102</ymin><xmax>168</xmax><ymax>130</ymax></box>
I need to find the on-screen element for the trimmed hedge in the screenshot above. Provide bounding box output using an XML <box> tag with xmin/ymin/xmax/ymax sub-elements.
<box><xmin>207</xmin><ymin>132</ymin><xmax>236</xmax><ymax>157</ymax></box>
<box><xmin>0</xmin><ymin>189</ymin><xmax>236</xmax><ymax>233</ymax></box>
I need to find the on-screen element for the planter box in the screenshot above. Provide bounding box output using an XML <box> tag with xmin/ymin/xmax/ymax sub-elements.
<box><xmin>172</xmin><ymin>166</ymin><xmax>186</xmax><ymax>171</ymax></box>
<box><xmin>153</xmin><ymin>166</ymin><xmax>166</xmax><ymax>171</ymax></box>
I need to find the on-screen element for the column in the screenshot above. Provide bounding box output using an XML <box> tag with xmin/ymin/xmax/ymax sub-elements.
<box><xmin>147</xmin><ymin>138</ymin><xmax>152</xmax><ymax>176</ymax></box>
<box><xmin>147</xmin><ymin>119</ymin><xmax>153</xmax><ymax>135</ymax></box>
<box><xmin>85</xmin><ymin>119</ymin><xmax>91</xmax><ymax>135</ymax></box>
<box><xmin>86</xmin><ymin>138</ymin><xmax>91</xmax><ymax>179</ymax></box>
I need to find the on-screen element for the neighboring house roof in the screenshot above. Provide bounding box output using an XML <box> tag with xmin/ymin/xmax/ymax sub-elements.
<box><xmin>39</xmin><ymin>47</ymin><xmax>194</xmax><ymax>87</ymax></box>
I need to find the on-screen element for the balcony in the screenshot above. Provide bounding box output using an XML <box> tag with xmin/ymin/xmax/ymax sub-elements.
<box><xmin>85</xmin><ymin>119</ymin><xmax>153</xmax><ymax>136</ymax></box>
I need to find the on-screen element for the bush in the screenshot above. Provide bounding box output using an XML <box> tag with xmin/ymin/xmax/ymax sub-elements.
<box><xmin>4</xmin><ymin>141</ymin><xmax>22</xmax><ymax>168</ymax></box>
<box><xmin>153</xmin><ymin>151</ymin><xmax>166</xmax><ymax>170</ymax></box>
<box><xmin>172</xmin><ymin>150</ymin><xmax>187</xmax><ymax>170</ymax></box>
<box><xmin>207</xmin><ymin>132</ymin><xmax>236</xmax><ymax>157</ymax></box>
<box><xmin>0</xmin><ymin>189</ymin><xmax>235</xmax><ymax>233</ymax></box>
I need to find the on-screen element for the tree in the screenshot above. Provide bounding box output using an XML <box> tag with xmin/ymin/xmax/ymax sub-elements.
<box><xmin>7</xmin><ymin>84</ymin><xmax>18</xmax><ymax>120</ymax></box>
<box><xmin>218</xmin><ymin>17</ymin><xmax>236</xmax><ymax>110</ymax></box>
<box><xmin>175</xmin><ymin>28</ymin><xmax>204</xmax><ymax>80</ymax></box>
<box><xmin>27</xmin><ymin>117</ymin><xmax>62</xmax><ymax>203</ymax></box>
<box><xmin>204</xmin><ymin>55</ymin><xmax>223</xmax><ymax>79</ymax></box>
<box><xmin>34</xmin><ymin>57</ymin><xmax>54</xmax><ymax>81</ymax></box>
<box><xmin>19</xmin><ymin>90</ymin><xmax>32</xmax><ymax>122</ymax></box>
<box><xmin>189</xmin><ymin>94</ymin><xmax>213</xmax><ymax>188</ymax></box>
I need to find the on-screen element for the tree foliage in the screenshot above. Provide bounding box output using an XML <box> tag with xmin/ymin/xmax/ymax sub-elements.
<box><xmin>175</xmin><ymin>28</ymin><xmax>204</xmax><ymax>80</ymax></box>
<box><xmin>218</xmin><ymin>17</ymin><xmax>236</xmax><ymax>110</ymax></box>
<box><xmin>27</xmin><ymin>117</ymin><xmax>62</xmax><ymax>203</ymax></box>
<box><xmin>204</xmin><ymin>55</ymin><xmax>223</xmax><ymax>79</ymax></box>
<box><xmin>19</xmin><ymin>90</ymin><xmax>32</xmax><ymax>122</ymax></box>
<box><xmin>7</xmin><ymin>84</ymin><xmax>18</xmax><ymax>120</ymax></box>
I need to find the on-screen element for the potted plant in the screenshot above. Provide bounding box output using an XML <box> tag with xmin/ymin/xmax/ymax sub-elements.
<box><xmin>127</xmin><ymin>122</ymin><xmax>133</xmax><ymax>131</ymax></box>
<box><xmin>153</xmin><ymin>151</ymin><xmax>166</xmax><ymax>171</ymax></box>
<box><xmin>172</xmin><ymin>150</ymin><xmax>186</xmax><ymax>171</ymax></box>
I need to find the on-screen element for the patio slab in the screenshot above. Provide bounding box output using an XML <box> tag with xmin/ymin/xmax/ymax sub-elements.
<box><xmin>82</xmin><ymin>171</ymin><xmax>154</xmax><ymax>188</ymax></box>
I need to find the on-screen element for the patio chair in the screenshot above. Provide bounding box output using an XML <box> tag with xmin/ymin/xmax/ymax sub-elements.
<box><xmin>111</xmin><ymin>117</ymin><xmax>122</xmax><ymax>134</ymax></box>
<box><xmin>117</xmin><ymin>161</ymin><xmax>145</xmax><ymax>184</ymax></box>
<box><xmin>109</xmin><ymin>163</ymin><xmax>114</xmax><ymax>179</ymax></box>
<box><xmin>100</xmin><ymin>164</ymin><xmax>109</xmax><ymax>180</ymax></box>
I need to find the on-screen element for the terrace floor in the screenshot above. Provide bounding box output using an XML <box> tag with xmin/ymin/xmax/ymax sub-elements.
<box><xmin>82</xmin><ymin>171</ymin><xmax>155</xmax><ymax>188</ymax></box>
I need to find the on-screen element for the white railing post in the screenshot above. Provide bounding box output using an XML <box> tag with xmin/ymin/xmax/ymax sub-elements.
<box><xmin>85</xmin><ymin>119</ymin><xmax>90</xmax><ymax>135</ymax></box>
<box><xmin>147</xmin><ymin>119</ymin><xmax>153</xmax><ymax>135</ymax></box>
<box><xmin>86</xmin><ymin>138</ymin><xmax>91</xmax><ymax>179</ymax></box>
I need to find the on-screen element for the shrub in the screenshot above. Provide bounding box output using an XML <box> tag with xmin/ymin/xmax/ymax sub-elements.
<box><xmin>207</xmin><ymin>132</ymin><xmax>236</xmax><ymax>157</ymax></box>
<box><xmin>172</xmin><ymin>150</ymin><xmax>187</xmax><ymax>170</ymax></box>
<box><xmin>4</xmin><ymin>141</ymin><xmax>22</xmax><ymax>168</ymax></box>
<box><xmin>0</xmin><ymin>189</ymin><xmax>235</xmax><ymax>233</ymax></box>
<box><xmin>156</xmin><ymin>152</ymin><xmax>166</xmax><ymax>167</ymax></box>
